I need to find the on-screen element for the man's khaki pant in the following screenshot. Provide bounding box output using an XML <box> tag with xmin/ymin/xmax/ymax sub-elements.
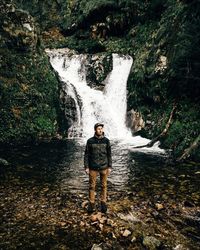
<box><xmin>89</xmin><ymin>168</ymin><xmax>108</xmax><ymax>203</ymax></box>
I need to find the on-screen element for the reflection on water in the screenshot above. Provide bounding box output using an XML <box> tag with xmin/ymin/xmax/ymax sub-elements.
<box><xmin>1</xmin><ymin>139</ymin><xmax>199</xmax><ymax>206</ymax></box>
<box><xmin>58</xmin><ymin>140</ymin><xmax>133</xmax><ymax>194</ymax></box>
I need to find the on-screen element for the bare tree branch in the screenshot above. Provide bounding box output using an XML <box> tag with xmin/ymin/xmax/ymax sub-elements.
<box><xmin>132</xmin><ymin>102</ymin><xmax>177</xmax><ymax>149</ymax></box>
<box><xmin>177</xmin><ymin>134</ymin><xmax>200</xmax><ymax>162</ymax></box>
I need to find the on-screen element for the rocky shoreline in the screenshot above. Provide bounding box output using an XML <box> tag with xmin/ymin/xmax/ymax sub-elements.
<box><xmin>1</xmin><ymin>186</ymin><xmax>200</xmax><ymax>250</ymax></box>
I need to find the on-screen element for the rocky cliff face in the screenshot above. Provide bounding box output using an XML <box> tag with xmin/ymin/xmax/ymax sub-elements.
<box><xmin>86</xmin><ymin>53</ymin><xmax>112</xmax><ymax>90</ymax></box>
<box><xmin>1</xmin><ymin>0</ymin><xmax>200</xmax><ymax>160</ymax></box>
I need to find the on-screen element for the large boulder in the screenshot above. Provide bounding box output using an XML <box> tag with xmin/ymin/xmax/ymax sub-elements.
<box><xmin>86</xmin><ymin>53</ymin><xmax>113</xmax><ymax>89</ymax></box>
<box><xmin>126</xmin><ymin>109</ymin><xmax>145</xmax><ymax>133</ymax></box>
<box><xmin>59</xmin><ymin>81</ymin><xmax>83</xmax><ymax>137</ymax></box>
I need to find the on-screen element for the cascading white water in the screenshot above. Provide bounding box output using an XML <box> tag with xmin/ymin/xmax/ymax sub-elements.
<box><xmin>47</xmin><ymin>48</ymin><xmax>133</xmax><ymax>139</ymax></box>
<box><xmin>46</xmin><ymin>48</ymin><xmax>165</xmax><ymax>153</ymax></box>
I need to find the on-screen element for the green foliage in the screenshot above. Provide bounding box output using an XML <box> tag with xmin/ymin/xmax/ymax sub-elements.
<box><xmin>79</xmin><ymin>0</ymin><xmax>116</xmax><ymax>16</ymax></box>
<box><xmin>14</xmin><ymin>0</ymin><xmax>69</xmax><ymax>29</ymax></box>
<box><xmin>0</xmin><ymin>49</ymin><xmax>59</xmax><ymax>144</ymax></box>
<box><xmin>102</xmin><ymin>38</ymin><xmax>133</xmax><ymax>54</ymax></box>
<box><xmin>163</xmin><ymin>102</ymin><xmax>200</xmax><ymax>158</ymax></box>
<box><xmin>34</xmin><ymin>116</ymin><xmax>56</xmax><ymax>134</ymax></box>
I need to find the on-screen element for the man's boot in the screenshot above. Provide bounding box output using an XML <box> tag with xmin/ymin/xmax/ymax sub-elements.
<box><xmin>101</xmin><ymin>202</ymin><xmax>107</xmax><ymax>213</ymax></box>
<box><xmin>87</xmin><ymin>202</ymin><xmax>95</xmax><ymax>213</ymax></box>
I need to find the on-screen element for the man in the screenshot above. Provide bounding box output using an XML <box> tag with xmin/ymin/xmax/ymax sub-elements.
<box><xmin>84</xmin><ymin>123</ymin><xmax>112</xmax><ymax>213</ymax></box>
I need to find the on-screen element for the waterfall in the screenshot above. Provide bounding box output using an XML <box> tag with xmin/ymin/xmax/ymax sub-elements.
<box><xmin>46</xmin><ymin>48</ymin><xmax>165</xmax><ymax>154</ymax></box>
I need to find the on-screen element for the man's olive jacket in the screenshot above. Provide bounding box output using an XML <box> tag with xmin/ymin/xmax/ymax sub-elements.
<box><xmin>84</xmin><ymin>134</ymin><xmax>112</xmax><ymax>170</ymax></box>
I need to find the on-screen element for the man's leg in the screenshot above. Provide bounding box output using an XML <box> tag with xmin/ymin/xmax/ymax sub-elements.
<box><xmin>100</xmin><ymin>168</ymin><xmax>108</xmax><ymax>212</ymax></box>
<box><xmin>89</xmin><ymin>169</ymin><xmax>98</xmax><ymax>204</ymax></box>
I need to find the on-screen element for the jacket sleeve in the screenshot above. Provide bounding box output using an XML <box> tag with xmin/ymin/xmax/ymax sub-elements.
<box><xmin>107</xmin><ymin>140</ymin><xmax>112</xmax><ymax>168</ymax></box>
<box><xmin>84</xmin><ymin>141</ymin><xmax>89</xmax><ymax>169</ymax></box>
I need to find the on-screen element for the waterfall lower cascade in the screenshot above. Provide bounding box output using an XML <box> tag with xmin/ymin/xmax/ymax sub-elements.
<box><xmin>46</xmin><ymin>48</ymin><xmax>165</xmax><ymax>154</ymax></box>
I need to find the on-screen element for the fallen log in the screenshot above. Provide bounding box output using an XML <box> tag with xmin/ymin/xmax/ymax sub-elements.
<box><xmin>177</xmin><ymin>134</ymin><xmax>200</xmax><ymax>162</ymax></box>
<box><xmin>132</xmin><ymin>102</ymin><xmax>177</xmax><ymax>149</ymax></box>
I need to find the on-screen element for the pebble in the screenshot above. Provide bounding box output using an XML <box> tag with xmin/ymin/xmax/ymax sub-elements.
<box><xmin>122</xmin><ymin>229</ymin><xmax>131</xmax><ymax>237</ymax></box>
<box><xmin>99</xmin><ymin>223</ymin><xmax>103</xmax><ymax>231</ymax></box>
<box><xmin>91</xmin><ymin>243</ymin><xmax>103</xmax><ymax>250</ymax></box>
<box><xmin>0</xmin><ymin>158</ymin><xmax>9</xmax><ymax>166</ymax></box>
<box><xmin>90</xmin><ymin>213</ymin><xmax>102</xmax><ymax>222</ymax></box>
<box><xmin>173</xmin><ymin>244</ymin><xmax>185</xmax><ymax>250</ymax></box>
<box><xmin>155</xmin><ymin>203</ymin><xmax>164</xmax><ymax>210</ymax></box>
<box><xmin>80</xmin><ymin>221</ymin><xmax>85</xmax><ymax>227</ymax></box>
<box><xmin>131</xmin><ymin>236</ymin><xmax>137</xmax><ymax>242</ymax></box>
<box><xmin>81</xmin><ymin>201</ymin><xmax>88</xmax><ymax>208</ymax></box>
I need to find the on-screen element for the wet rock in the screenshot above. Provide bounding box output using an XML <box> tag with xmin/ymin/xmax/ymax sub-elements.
<box><xmin>80</xmin><ymin>221</ymin><xmax>85</xmax><ymax>227</ymax></box>
<box><xmin>173</xmin><ymin>244</ymin><xmax>185</xmax><ymax>250</ymax></box>
<box><xmin>106</xmin><ymin>218</ymin><xmax>114</xmax><ymax>226</ymax></box>
<box><xmin>126</xmin><ymin>109</ymin><xmax>145</xmax><ymax>133</ymax></box>
<box><xmin>131</xmin><ymin>236</ymin><xmax>137</xmax><ymax>242</ymax></box>
<box><xmin>118</xmin><ymin>211</ymin><xmax>140</xmax><ymax>222</ymax></box>
<box><xmin>111</xmin><ymin>232</ymin><xmax>116</xmax><ymax>239</ymax></box>
<box><xmin>122</xmin><ymin>229</ymin><xmax>131</xmax><ymax>237</ymax></box>
<box><xmin>81</xmin><ymin>200</ymin><xmax>88</xmax><ymax>208</ymax></box>
<box><xmin>59</xmin><ymin>222</ymin><xmax>66</xmax><ymax>227</ymax></box>
<box><xmin>99</xmin><ymin>223</ymin><xmax>103</xmax><ymax>231</ymax></box>
<box><xmin>0</xmin><ymin>158</ymin><xmax>10</xmax><ymax>166</ymax></box>
<box><xmin>86</xmin><ymin>54</ymin><xmax>113</xmax><ymax>89</ymax></box>
<box><xmin>91</xmin><ymin>212</ymin><xmax>102</xmax><ymax>222</ymax></box>
<box><xmin>91</xmin><ymin>243</ymin><xmax>103</xmax><ymax>250</ymax></box>
<box><xmin>143</xmin><ymin>236</ymin><xmax>161</xmax><ymax>249</ymax></box>
<box><xmin>155</xmin><ymin>203</ymin><xmax>164</xmax><ymax>211</ymax></box>
<box><xmin>59</xmin><ymin>86</ymin><xmax>82</xmax><ymax>137</ymax></box>
<box><xmin>99</xmin><ymin>216</ymin><xmax>107</xmax><ymax>224</ymax></box>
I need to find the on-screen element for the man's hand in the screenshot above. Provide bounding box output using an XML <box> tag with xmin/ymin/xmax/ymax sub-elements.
<box><xmin>107</xmin><ymin>168</ymin><xmax>112</xmax><ymax>175</ymax></box>
<box><xmin>85</xmin><ymin>168</ymin><xmax>89</xmax><ymax>175</ymax></box>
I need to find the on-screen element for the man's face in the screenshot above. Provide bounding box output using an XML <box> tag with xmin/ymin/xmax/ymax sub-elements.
<box><xmin>95</xmin><ymin>126</ymin><xmax>104</xmax><ymax>136</ymax></box>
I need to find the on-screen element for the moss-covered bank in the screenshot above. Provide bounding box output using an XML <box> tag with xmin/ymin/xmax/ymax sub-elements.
<box><xmin>1</xmin><ymin>0</ymin><xmax>200</xmax><ymax>161</ymax></box>
<box><xmin>0</xmin><ymin>1</ymin><xmax>61</xmax><ymax>145</ymax></box>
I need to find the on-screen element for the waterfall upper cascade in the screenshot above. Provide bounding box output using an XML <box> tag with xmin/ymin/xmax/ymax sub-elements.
<box><xmin>46</xmin><ymin>48</ymin><xmax>165</xmax><ymax>154</ymax></box>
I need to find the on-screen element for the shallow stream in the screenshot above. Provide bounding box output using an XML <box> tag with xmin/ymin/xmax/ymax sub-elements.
<box><xmin>0</xmin><ymin>139</ymin><xmax>199</xmax><ymax>249</ymax></box>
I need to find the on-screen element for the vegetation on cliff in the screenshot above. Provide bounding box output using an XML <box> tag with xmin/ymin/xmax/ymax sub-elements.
<box><xmin>0</xmin><ymin>1</ymin><xmax>60</xmax><ymax>145</ymax></box>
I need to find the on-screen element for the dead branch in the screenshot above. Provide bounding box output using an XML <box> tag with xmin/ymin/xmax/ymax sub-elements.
<box><xmin>132</xmin><ymin>102</ymin><xmax>177</xmax><ymax>149</ymax></box>
<box><xmin>177</xmin><ymin>134</ymin><xmax>200</xmax><ymax>162</ymax></box>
